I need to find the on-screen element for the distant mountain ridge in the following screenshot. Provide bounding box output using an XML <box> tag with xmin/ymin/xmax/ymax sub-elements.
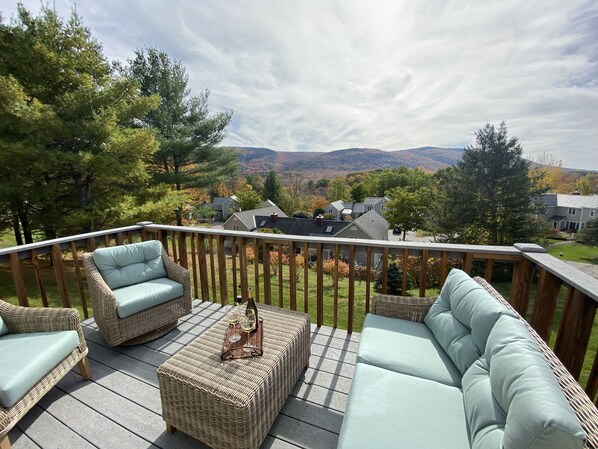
<box><xmin>234</xmin><ymin>146</ymin><xmax>465</xmax><ymax>179</ymax></box>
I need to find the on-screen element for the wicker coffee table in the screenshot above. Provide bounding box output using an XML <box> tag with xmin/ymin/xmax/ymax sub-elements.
<box><xmin>157</xmin><ymin>304</ymin><xmax>311</xmax><ymax>449</ymax></box>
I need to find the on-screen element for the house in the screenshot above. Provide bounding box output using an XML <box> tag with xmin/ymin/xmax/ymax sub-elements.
<box><xmin>335</xmin><ymin>210</ymin><xmax>390</xmax><ymax>241</ymax></box>
<box><xmin>222</xmin><ymin>206</ymin><xmax>287</xmax><ymax>232</ymax></box>
<box><xmin>324</xmin><ymin>197</ymin><xmax>388</xmax><ymax>221</ymax></box>
<box><xmin>539</xmin><ymin>193</ymin><xmax>598</xmax><ymax>231</ymax></box>
<box><xmin>254</xmin><ymin>210</ymin><xmax>389</xmax><ymax>265</ymax></box>
<box><xmin>211</xmin><ymin>196</ymin><xmax>239</xmax><ymax>221</ymax></box>
<box><xmin>211</xmin><ymin>197</ymin><xmax>279</xmax><ymax>222</ymax></box>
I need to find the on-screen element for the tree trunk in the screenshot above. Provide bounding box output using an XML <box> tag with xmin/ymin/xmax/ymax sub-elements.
<box><xmin>11</xmin><ymin>213</ymin><xmax>23</xmax><ymax>246</ymax></box>
<box><xmin>17</xmin><ymin>208</ymin><xmax>33</xmax><ymax>244</ymax></box>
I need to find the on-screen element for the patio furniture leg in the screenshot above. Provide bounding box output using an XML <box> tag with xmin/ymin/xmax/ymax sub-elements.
<box><xmin>77</xmin><ymin>356</ymin><xmax>92</xmax><ymax>380</ymax></box>
<box><xmin>1</xmin><ymin>435</ymin><xmax>11</xmax><ymax>449</ymax></box>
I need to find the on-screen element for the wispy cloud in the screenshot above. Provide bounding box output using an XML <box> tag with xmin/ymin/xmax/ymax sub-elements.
<box><xmin>2</xmin><ymin>0</ymin><xmax>597</xmax><ymax>169</ymax></box>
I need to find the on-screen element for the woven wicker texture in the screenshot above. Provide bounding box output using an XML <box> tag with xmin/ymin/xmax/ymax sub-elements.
<box><xmin>373</xmin><ymin>279</ymin><xmax>598</xmax><ymax>448</ymax></box>
<box><xmin>81</xmin><ymin>245</ymin><xmax>192</xmax><ymax>346</ymax></box>
<box><xmin>0</xmin><ymin>300</ymin><xmax>89</xmax><ymax>441</ymax></box>
<box><xmin>157</xmin><ymin>304</ymin><xmax>311</xmax><ymax>449</ymax></box>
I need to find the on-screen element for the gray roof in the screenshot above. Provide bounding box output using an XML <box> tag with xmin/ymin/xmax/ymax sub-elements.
<box><xmin>353</xmin><ymin>210</ymin><xmax>389</xmax><ymax>240</ymax></box>
<box><xmin>363</xmin><ymin>196</ymin><xmax>387</xmax><ymax>205</ymax></box>
<box><xmin>226</xmin><ymin>206</ymin><xmax>287</xmax><ymax>230</ymax></box>
<box><xmin>213</xmin><ymin>196</ymin><xmax>236</xmax><ymax>206</ymax></box>
<box><xmin>328</xmin><ymin>200</ymin><xmax>345</xmax><ymax>212</ymax></box>
<box><xmin>254</xmin><ymin>216</ymin><xmax>351</xmax><ymax>237</ymax></box>
<box><xmin>541</xmin><ymin>193</ymin><xmax>598</xmax><ymax>209</ymax></box>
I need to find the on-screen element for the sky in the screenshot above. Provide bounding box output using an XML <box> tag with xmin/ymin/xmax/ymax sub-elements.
<box><xmin>1</xmin><ymin>0</ymin><xmax>597</xmax><ymax>170</ymax></box>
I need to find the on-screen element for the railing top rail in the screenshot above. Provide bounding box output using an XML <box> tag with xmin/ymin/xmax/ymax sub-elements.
<box><xmin>522</xmin><ymin>251</ymin><xmax>598</xmax><ymax>303</ymax></box>
<box><xmin>144</xmin><ymin>223</ymin><xmax>523</xmax><ymax>256</ymax></box>
<box><xmin>0</xmin><ymin>224</ymin><xmax>143</xmax><ymax>260</ymax></box>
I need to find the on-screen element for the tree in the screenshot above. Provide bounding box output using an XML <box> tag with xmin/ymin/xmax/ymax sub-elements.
<box><xmin>577</xmin><ymin>219</ymin><xmax>598</xmax><ymax>245</ymax></box>
<box><xmin>351</xmin><ymin>182</ymin><xmax>367</xmax><ymax>202</ymax></box>
<box><xmin>385</xmin><ymin>187</ymin><xmax>432</xmax><ymax>240</ymax></box>
<box><xmin>366</xmin><ymin>167</ymin><xmax>432</xmax><ymax>197</ymax></box>
<box><xmin>0</xmin><ymin>5</ymin><xmax>159</xmax><ymax>241</ymax></box>
<box><xmin>193</xmin><ymin>204</ymin><xmax>216</xmax><ymax>223</ymax></box>
<box><xmin>245</xmin><ymin>173</ymin><xmax>264</xmax><ymax>195</ymax></box>
<box><xmin>127</xmin><ymin>47</ymin><xmax>237</xmax><ymax>225</ymax></box>
<box><xmin>263</xmin><ymin>171</ymin><xmax>283</xmax><ymax>205</ymax></box>
<box><xmin>576</xmin><ymin>174</ymin><xmax>598</xmax><ymax>195</ymax></box>
<box><xmin>436</xmin><ymin>122</ymin><xmax>544</xmax><ymax>245</ymax></box>
<box><xmin>235</xmin><ymin>186</ymin><xmax>263</xmax><ymax>211</ymax></box>
<box><xmin>328</xmin><ymin>178</ymin><xmax>350</xmax><ymax>201</ymax></box>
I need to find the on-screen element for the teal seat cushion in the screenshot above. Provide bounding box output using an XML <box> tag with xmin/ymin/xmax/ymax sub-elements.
<box><xmin>0</xmin><ymin>315</ymin><xmax>8</xmax><ymax>336</ymax></box>
<box><xmin>462</xmin><ymin>315</ymin><xmax>586</xmax><ymax>449</ymax></box>
<box><xmin>358</xmin><ymin>313</ymin><xmax>462</xmax><ymax>386</ymax></box>
<box><xmin>338</xmin><ymin>363</ymin><xmax>470</xmax><ymax>449</ymax></box>
<box><xmin>0</xmin><ymin>330</ymin><xmax>79</xmax><ymax>408</ymax></box>
<box><xmin>92</xmin><ymin>240</ymin><xmax>167</xmax><ymax>290</ymax></box>
<box><xmin>114</xmin><ymin>277</ymin><xmax>184</xmax><ymax>318</ymax></box>
<box><xmin>424</xmin><ymin>268</ymin><xmax>516</xmax><ymax>374</ymax></box>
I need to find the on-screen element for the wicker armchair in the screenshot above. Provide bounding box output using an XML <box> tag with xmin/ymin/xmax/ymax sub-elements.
<box><xmin>372</xmin><ymin>277</ymin><xmax>598</xmax><ymax>448</ymax></box>
<box><xmin>81</xmin><ymin>241</ymin><xmax>192</xmax><ymax>346</ymax></box>
<box><xmin>0</xmin><ymin>300</ymin><xmax>91</xmax><ymax>449</ymax></box>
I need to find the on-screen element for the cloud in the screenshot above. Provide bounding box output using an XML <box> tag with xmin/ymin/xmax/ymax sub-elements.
<box><xmin>2</xmin><ymin>0</ymin><xmax>597</xmax><ymax>169</ymax></box>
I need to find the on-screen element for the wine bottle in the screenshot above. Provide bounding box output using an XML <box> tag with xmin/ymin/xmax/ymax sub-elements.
<box><xmin>234</xmin><ymin>294</ymin><xmax>243</xmax><ymax>306</ymax></box>
<box><xmin>245</xmin><ymin>287</ymin><xmax>258</xmax><ymax>330</ymax></box>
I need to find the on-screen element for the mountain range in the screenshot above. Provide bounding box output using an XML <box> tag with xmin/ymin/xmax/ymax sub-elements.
<box><xmin>234</xmin><ymin>146</ymin><xmax>465</xmax><ymax>179</ymax></box>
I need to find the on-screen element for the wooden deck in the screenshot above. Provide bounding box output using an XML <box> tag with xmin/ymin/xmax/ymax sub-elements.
<box><xmin>7</xmin><ymin>301</ymin><xmax>358</xmax><ymax>449</ymax></box>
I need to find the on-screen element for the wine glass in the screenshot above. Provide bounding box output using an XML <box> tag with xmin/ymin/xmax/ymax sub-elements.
<box><xmin>239</xmin><ymin>310</ymin><xmax>256</xmax><ymax>353</ymax></box>
<box><xmin>226</xmin><ymin>305</ymin><xmax>242</xmax><ymax>343</ymax></box>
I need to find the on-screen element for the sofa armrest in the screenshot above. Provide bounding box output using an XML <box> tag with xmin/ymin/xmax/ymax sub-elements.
<box><xmin>372</xmin><ymin>294</ymin><xmax>437</xmax><ymax>322</ymax></box>
<box><xmin>0</xmin><ymin>300</ymin><xmax>86</xmax><ymax>349</ymax></box>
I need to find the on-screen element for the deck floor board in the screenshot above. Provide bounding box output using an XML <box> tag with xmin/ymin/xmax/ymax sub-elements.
<box><xmin>9</xmin><ymin>301</ymin><xmax>356</xmax><ymax>449</ymax></box>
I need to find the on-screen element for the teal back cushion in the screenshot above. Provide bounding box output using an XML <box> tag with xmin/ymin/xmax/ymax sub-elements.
<box><xmin>424</xmin><ymin>269</ymin><xmax>515</xmax><ymax>374</ymax></box>
<box><xmin>462</xmin><ymin>315</ymin><xmax>586</xmax><ymax>449</ymax></box>
<box><xmin>0</xmin><ymin>315</ymin><xmax>8</xmax><ymax>336</ymax></box>
<box><xmin>92</xmin><ymin>240</ymin><xmax>167</xmax><ymax>290</ymax></box>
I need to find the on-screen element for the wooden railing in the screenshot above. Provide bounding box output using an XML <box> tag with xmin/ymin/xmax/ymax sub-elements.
<box><xmin>1</xmin><ymin>222</ymin><xmax>597</xmax><ymax>402</ymax></box>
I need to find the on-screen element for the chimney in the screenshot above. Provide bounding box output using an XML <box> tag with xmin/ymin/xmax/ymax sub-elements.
<box><xmin>315</xmin><ymin>214</ymin><xmax>324</xmax><ymax>227</ymax></box>
<box><xmin>270</xmin><ymin>212</ymin><xmax>278</xmax><ymax>223</ymax></box>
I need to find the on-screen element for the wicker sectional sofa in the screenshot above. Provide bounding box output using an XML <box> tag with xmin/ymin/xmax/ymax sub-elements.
<box><xmin>338</xmin><ymin>269</ymin><xmax>597</xmax><ymax>449</ymax></box>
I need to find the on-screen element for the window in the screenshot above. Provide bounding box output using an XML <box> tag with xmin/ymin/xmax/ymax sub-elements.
<box><xmin>232</xmin><ymin>225</ymin><xmax>239</xmax><ymax>230</ymax></box>
<box><xmin>325</xmin><ymin>226</ymin><xmax>333</xmax><ymax>233</ymax></box>
<box><xmin>568</xmin><ymin>208</ymin><xmax>576</xmax><ymax>215</ymax></box>
<box><xmin>366</xmin><ymin>205</ymin><xmax>372</xmax><ymax>211</ymax></box>
<box><xmin>591</xmin><ymin>210</ymin><xmax>596</xmax><ymax>218</ymax></box>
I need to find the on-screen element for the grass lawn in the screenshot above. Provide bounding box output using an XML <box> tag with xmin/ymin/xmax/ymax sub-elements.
<box><xmin>547</xmin><ymin>241</ymin><xmax>598</xmax><ymax>264</ymax></box>
<box><xmin>0</xmin><ymin>230</ymin><xmax>17</xmax><ymax>249</ymax></box>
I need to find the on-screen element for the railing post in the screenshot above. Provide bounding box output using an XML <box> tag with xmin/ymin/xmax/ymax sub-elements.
<box><xmin>554</xmin><ymin>288</ymin><xmax>597</xmax><ymax>380</ymax></box>
<box><xmin>9</xmin><ymin>253</ymin><xmax>28</xmax><ymax>307</ymax></box>
<box><xmin>510</xmin><ymin>243</ymin><xmax>545</xmax><ymax>317</ymax></box>
<box><xmin>530</xmin><ymin>269</ymin><xmax>562</xmax><ymax>343</ymax></box>
<box><xmin>217</xmin><ymin>235</ymin><xmax>228</xmax><ymax>305</ymax></box>
<box><xmin>316</xmin><ymin>242</ymin><xmax>324</xmax><ymax>327</ymax></box>
<box><xmin>136</xmin><ymin>221</ymin><xmax>153</xmax><ymax>242</ymax></box>
<box><xmin>289</xmin><ymin>241</ymin><xmax>297</xmax><ymax>311</ymax></box>
<box><xmin>419</xmin><ymin>249</ymin><xmax>429</xmax><ymax>297</ymax></box>
<box><xmin>30</xmin><ymin>249</ymin><xmax>48</xmax><ymax>308</ymax></box>
<box><xmin>51</xmin><ymin>244</ymin><xmax>71</xmax><ymax>308</ymax></box>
